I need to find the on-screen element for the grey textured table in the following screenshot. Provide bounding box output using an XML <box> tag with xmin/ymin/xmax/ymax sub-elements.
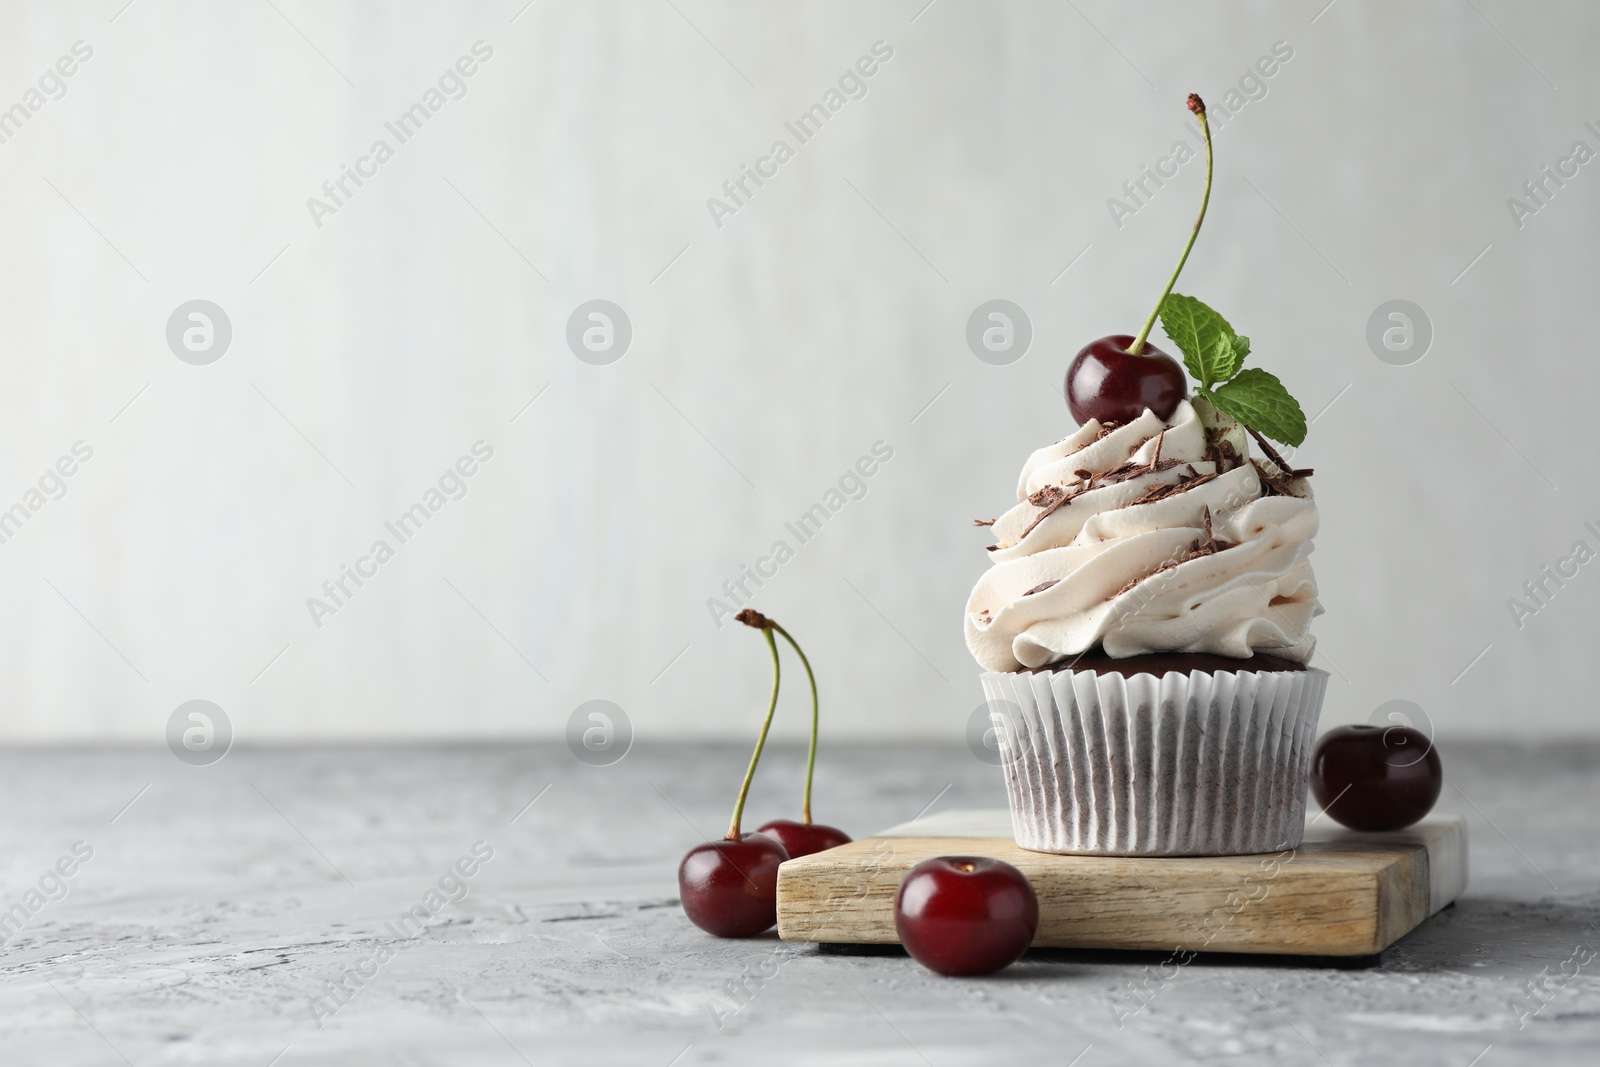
<box><xmin>0</xmin><ymin>742</ymin><xmax>1595</xmax><ymax>1066</ymax></box>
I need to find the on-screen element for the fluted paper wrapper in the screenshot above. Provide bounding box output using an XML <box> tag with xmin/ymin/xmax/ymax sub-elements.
<box><xmin>980</xmin><ymin>667</ymin><xmax>1327</xmax><ymax>856</ymax></box>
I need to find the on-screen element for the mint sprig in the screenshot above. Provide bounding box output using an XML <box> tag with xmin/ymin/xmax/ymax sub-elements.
<box><xmin>1159</xmin><ymin>293</ymin><xmax>1247</xmax><ymax>390</ymax></box>
<box><xmin>1210</xmin><ymin>369</ymin><xmax>1307</xmax><ymax>447</ymax></box>
<box><xmin>1158</xmin><ymin>291</ymin><xmax>1307</xmax><ymax>447</ymax></box>
<box><xmin>1124</xmin><ymin>95</ymin><xmax>1308</xmax><ymax>450</ymax></box>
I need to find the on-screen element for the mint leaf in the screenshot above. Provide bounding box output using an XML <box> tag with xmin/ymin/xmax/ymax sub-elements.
<box><xmin>1208</xmin><ymin>368</ymin><xmax>1307</xmax><ymax>446</ymax></box>
<box><xmin>1159</xmin><ymin>293</ymin><xmax>1244</xmax><ymax>389</ymax></box>
<box><xmin>1199</xmin><ymin>331</ymin><xmax>1249</xmax><ymax>387</ymax></box>
<box><xmin>1224</xmin><ymin>333</ymin><xmax>1249</xmax><ymax>378</ymax></box>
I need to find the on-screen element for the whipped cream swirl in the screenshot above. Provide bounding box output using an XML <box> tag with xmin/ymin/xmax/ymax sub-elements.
<box><xmin>964</xmin><ymin>400</ymin><xmax>1320</xmax><ymax>672</ymax></box>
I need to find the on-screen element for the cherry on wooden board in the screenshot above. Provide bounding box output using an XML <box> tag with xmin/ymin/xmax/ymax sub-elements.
<box><xmin>1311</xmin><ymin>725</ymin><xmax>1442</xmax><ymax>832</ymax></box>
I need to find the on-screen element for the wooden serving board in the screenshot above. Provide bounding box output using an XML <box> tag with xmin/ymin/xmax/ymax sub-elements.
<box><xmin>777</xmin><ymin>809</ymin><xmax>1467</xmax><ymax>957</ymax></box>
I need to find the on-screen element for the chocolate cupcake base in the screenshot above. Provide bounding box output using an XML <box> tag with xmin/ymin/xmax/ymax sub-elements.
<box><xmin>981</xmin><ymin>662</ymin><xmax>1327</xmax><ymax>856</ymax></box>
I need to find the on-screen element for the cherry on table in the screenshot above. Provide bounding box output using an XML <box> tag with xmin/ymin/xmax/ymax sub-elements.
<box><xmin>894</xmin><ymin>856</ymin><xmax>1038</xmax><ymax>976</ymax></box>
<box><xmin>678</xmin><ymin>832</ymin><xmax>789</xmax><ymax>938</ymax></box>
<box><xmin>1310</xmin><ymin>725</ymin><xmax>1443</xmax><ymax>832</ymax></box>
<box><xmin>1065</xmin><ymin>335</ymin><xmax>1187</xmax><ymax>426</ymax></box>
<box><xmin>757</xmin><ymin>819</ymin><xmax>851</xmax><ymax>860</ymax></box>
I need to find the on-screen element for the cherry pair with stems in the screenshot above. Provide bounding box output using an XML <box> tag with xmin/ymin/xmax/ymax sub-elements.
<box><xmin>674</xmin><ymin>609</ymin><xmax>1041</xmax><ymax>977</ymax></box>
<box><xmin>677</xmin><ymin>610</ymin><xmax>850</xmax><ymax>939</ymax></box>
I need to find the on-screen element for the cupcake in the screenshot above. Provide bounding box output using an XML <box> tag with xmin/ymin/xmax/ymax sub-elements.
<box><xmin>965</xmin><ymin>93</ymin><xmax>1326</xmax><ymax>856</ymax></box>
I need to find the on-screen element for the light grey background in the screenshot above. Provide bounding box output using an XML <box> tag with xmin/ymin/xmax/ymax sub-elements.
<box><xmin>0</xmin><ymin>0</ymin><xmax>1589</xmax><ymax>742</ymax></box>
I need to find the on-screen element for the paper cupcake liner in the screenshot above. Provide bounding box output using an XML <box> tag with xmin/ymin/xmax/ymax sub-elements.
<box><xmin>980</xmin><ymin>666</ymin><xmax>1327</xmax><ymax>856</ymax></box>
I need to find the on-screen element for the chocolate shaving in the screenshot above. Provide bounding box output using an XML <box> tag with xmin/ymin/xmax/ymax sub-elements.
<box><xmin>1106</xmin><ymin>507</ymin><xmax>1235</xmax><ymax>600</ymax></box>
<box><xmin>1022</xmin><ymin>579</ymin><xmax>1059</xmax><ymax>596</ymax></box>
<box><xmin>1028</xmin><ymin>485</ymin><xmax>1067</xmax><ymax>508</ymax></box>
<box><xmin>1197</xmin><ymin>507</ymin><xmax>1234</xmax><ymax>556</ymax></box>
<box><xmin>1006</xmin><ymin>432</ymin><xmax>1208</xmax><ymax>547</ymax></box>
<box><xmin>1258</xmin><ymin>464</ymin><xmax>1314</xmax><ymax>495</ymax></box>
<box><xmin>973</xmin><ymin>518</ymin><xmax>996</xmax><ymax>527</ymax></box>
<box><xmin>1125</xmin><ymin>468</ymin><xmax>1219</xmax><ymax>507</ymax></box>
<box><xmin>1016</xmin><ymin>453</ymin><xmax>1198</xmax><ymax>543</ymax></box>
<box><xmin>1206</xmin><ymin>437</ymin><xmax>1243</xmax><ymax>473</ymax></box>
<box><xmin>1126</xmin><ymin>483</ymin><xmax>1180</xmax><ymax>505</ymax></box>
<box><xmin>1097</xmin><ymin>456</ymin><xmax>1185</xmax><ymax>488</ymax></box>
<box><xmin>1252</xmin><ymin>457</ymin><xmax>1294</xmax><ymax>497</ymax></box>
<box><xmin>1109</xmin><ymin>563</ymin><xmax>1168</xmax><ymax>600</ymax></box>
<box><xmin>1018</xmin><ymin>484</ymin><xmax>1071</xmax><ymax>540</ymax></box>
<box><xmin>1097</xmin><ymin>458</ymin><xmax>1141</xmax><ymax>484</ymax></box>
<box><xmin>1016</xmin><ymin>453</ymin><xmax>1188</xmax><ymax>543</ymax></box>
<box><xmin>1126</xmin><ymin>482</ymin><xmax>1178</xmax><ymax>506</ymax></box>
<box><xmin>1245</xmin><ymin>425</ymin><xmax>1295</xmax><ymax>477</ymax></box>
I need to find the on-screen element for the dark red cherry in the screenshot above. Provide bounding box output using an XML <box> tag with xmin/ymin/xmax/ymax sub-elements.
<box><xmin>678</xmin><ymin>833</ymin><xmax>789</xmax><ymax>937</ymax></box>
<box><xmin>1065</xmin><ymin>334</ymin><xmax>1187</xmax><ymax>426</ymax></box>
<box><xmin>1310</xmin><ymin>725</ymin><xmax>1442</xmax><ymax>832</ymax></box>
<box><xmin>894</xmin><ymin>856</ymin><xmax>1038</xmax><ymax>976</ymax></box>
<box><xmin>757</xmin><ymin>819</ymin><xmax>851</xmax><ymax>859</ymax></box>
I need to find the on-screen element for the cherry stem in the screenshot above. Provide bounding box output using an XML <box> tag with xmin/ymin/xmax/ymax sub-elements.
<box><xmin>770</xmin><ymin>623</ymin><xmax>818</xmax><ymax>824</ymax></box>
<box><xmin>1128</xmin><ymin>95</ymin><xmax>1213</xmax><ymax>357</ymax></box>
<box><xmin>726</xmin><ymin>627</ymin><xmax>781</xmax><ymax>841</ymax></box>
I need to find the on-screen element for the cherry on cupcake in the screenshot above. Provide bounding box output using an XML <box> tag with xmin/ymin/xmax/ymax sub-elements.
<box><xmin>1310</xmin><ymin>724</ymin><xmax>1442</xmax><ymax>832</ymax></box>
<box><xmin>1066</xmin><ymin>336</ymin><xmax>1187</xmax><ymax>425</ymax></box>
<box><xmin>747</xmin><ymin>610</ymin><xmax>851</xmax><ymax>859</ymax></box>
<box><xmin>678</xmin><ymin>617</ymin><xmax>791</xmax><ymax>937</ymax></box>
<box><xmin>1065</xmin><ymin>94</ymin><xmax>1211</xmax><ymax>427</ymax></box>
<box><xmin>894</xmin><ymin>856</ymin><xmax>1038</xmax><ymax>976</ymax></box>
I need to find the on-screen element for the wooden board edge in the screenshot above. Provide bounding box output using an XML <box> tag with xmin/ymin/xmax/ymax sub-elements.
<box><xmin>1425</xmin><ymin>814</ymin><xmax>1468</xmax><ymax>916</ymax></box>
<box><xmin>776</xmin><ymin>818</ymin><xmax>1468</xmax><ymax>957</ymax></box>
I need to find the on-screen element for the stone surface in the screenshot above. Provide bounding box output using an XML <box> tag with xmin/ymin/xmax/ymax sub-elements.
<box><xmin>0</xmin><ymin>741</ymin><xmax>1595</xmax><ymax>1066</ymax></box>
